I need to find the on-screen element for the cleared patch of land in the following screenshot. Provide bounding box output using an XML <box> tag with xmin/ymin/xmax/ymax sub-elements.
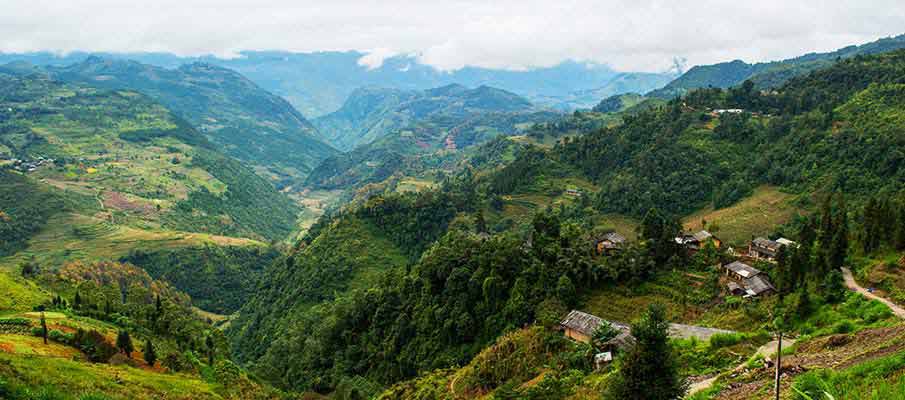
<box><xmin>683</xmin><ymin>186</ymin><xmax>800</xmax><ymax>246</ymax></box>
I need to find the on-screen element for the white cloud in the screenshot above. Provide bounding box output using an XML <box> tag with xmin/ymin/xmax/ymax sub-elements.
<box><xmin>357</xmin><ymin>48</ymin><xmax>397</xmax><ymax>70</ymax></box>
<box><xmin>1</xmin><ymin>0</ymin><xmax>904</xmax><ymax>72</ymax></box>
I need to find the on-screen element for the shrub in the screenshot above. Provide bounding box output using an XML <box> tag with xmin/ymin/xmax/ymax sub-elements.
<box><xmin>108</xmin><ymin>353</ymin><xmax>140</xmax><ymax>368</ymax></box>
<box><xmin>708</xmin><ymin>333</ymin><xmax>743</xmax><ymax>350</ymax></box>
<box><xmin>0</xmin><ymin>318</ymin><xmax>31</xmax><ymax>326</ymax></box>
<box><xmin>48</xmin><ymin>329</ymin><xmax>72</xmax><ymax>344</ymax></box>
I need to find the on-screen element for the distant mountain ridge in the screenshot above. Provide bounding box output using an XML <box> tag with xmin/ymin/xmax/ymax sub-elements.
<box><xmin>306</xmin><ymin>84</ymin><xmax>558</xmax><ymax>190</ymax></box>
<box><xmin>649</xmin><ymin>33</ymin><xmax>905</xmax><ymax>98</ymax></box>
<box><xmin>0</xmin><ymin>51</ymin><xmax>675</xmax><ymax>116</ymax></box>
<box><xmin>313</xmin><ymin>84</ymin><xmax>535</xmax><ymax>151</ymax></box>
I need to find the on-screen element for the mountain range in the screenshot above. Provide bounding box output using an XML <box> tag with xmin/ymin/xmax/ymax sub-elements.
<box><xmin>0</xmin><ymin>51</ymin><xmax>677</xmax><ymax>116</ymax></box>
<box><xmin>649</xmin><ymin>33</ymin><xmax>905</xmax><ymax>98</ymax></box>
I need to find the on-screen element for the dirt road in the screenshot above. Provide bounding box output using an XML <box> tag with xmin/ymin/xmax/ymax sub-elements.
<box><xmin>841</xmin><ymin>267</ymin><xmax>905</xmax><ymax>319</ymax></box>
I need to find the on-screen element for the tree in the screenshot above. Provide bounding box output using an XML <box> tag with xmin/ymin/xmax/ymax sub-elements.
<box><xmin>475</xmin><ymin>209</ymin><xmax>487</xmax><ymax>234</ymax></box>
<box><xmin>40</xmin><ymin>311</ymin><xmax>48</xmax><ymax>345</ymax></box>
<box><xmin>73</xmin><ymin>291</ymin><xmax>82</xmax><ymax>310</ymax></box>
<box><xmin>116</xmin><ymin>330</ymin><xmax>134</xmax><ymax>358</ymax></box>
<box><xmin>144</xmin><ymin>338</ymin><xmax>157</xmax><ymax>366</ymax></box>
<box><xmin>555</xmin><ymin>275</ymin><xmax>576</xmax><ymax>306</ymax></box>
<box><xmin>605</xmin><ymin>304</ymin><xmax>686</xmax><ymax>400</ymax></box>
<box><xmin>205</xmin><ymin>334</ymin><xmax>215</xmax><ymax>365</ymax></box>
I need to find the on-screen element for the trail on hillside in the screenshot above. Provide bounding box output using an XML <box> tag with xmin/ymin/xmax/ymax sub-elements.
<box><xmin>842</xmin><ymin>267</ymin><xmax>905</xmax><ymax>319</ymax></box>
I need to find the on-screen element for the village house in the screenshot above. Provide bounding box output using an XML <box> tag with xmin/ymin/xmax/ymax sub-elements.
<box><xmin>595</xmin><ymin>231</ymin><xmax>627</xmax><ymax>255</ymax></box>
<box><xmin>721</xmin><ymin>261</ymin><xmax>775</xmax><ymax>297</ymax></box>
<box><xmin>675</xmin><ymin>230</ymin><xmax>721</xmax><ymax>252</ymax></box>
<box><xmin>711</xmin><ymin>108</ymin><xmax>744</xmax><ymax>116</ymax></box>
<box><xmin>748</xmin><ymin>237</ymin><xmax>796</xmax><ymax>261</ymax></box>
<box><xmin>560</xmin><ymin>310</ymin><xmax>635</xmax><ymax>368</ymax></box>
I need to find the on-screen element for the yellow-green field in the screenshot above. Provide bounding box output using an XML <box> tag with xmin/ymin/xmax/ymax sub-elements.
<box><xmin>0</xmin><ymin>213</ymin><xmax>265</xmax><ymax>273</ymax></box>
<box><xmin>0</xmin><ymin>349</ymin><xmax>225</xmax><ymax>400</ymax></box>
<box><xmin>0</xmin><ymin>273</ymin><xmax>49</xmax><ymax>312</ymax></box>
<box><xmin>682</xmin><ymin>186</ymin><xmax>801</xmax><ymax>246</ymax></box>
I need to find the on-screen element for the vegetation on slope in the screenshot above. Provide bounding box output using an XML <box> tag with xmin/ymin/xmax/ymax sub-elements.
<box><xmin>649</xmin><ymin>33</ymin><xmax>905</xmax><ymax>98</ymax></box>
<box><xmin>48</xmin><ymin>57</ymin><xmax>337</xmax><ymax>187</ymax></box>
<box><xmin>0</xmin><ymin>73</ymin><xmax>299</xmax><ymax>241</ymax></box>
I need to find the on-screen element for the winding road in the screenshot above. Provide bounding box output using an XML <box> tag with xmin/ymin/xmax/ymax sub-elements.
<box><xmin>841</xmin><ymin>267</ymin><xmax>905</xmax><ymax>319</ymax></box>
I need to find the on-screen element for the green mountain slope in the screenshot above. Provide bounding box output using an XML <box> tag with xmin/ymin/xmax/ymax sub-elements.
<box><xmin>44</xmin><ymin>57</ymin><xmax>337</xmax><ymax>188</ymax></box>
<box><xmin>0</xmin><ymin>73</ymin><xmax>299</xmax><ymax>242</ymax></box>
<box><xmin>649</xmin><ymin>33</ymin><xmax>905</xmax><ymax>99</ymax></box>
<box><xmin>313</xmin><ymin>84</ymin><xmax>536</xmax><ymax>151</ymax></box>
<box><xmin>306</xmin><ymin>85</ymin><xmax>558</xmax><ymax>191</ymax></box>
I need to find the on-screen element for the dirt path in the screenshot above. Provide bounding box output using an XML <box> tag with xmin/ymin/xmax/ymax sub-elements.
<box><xmin>842</xmin><ymin>267</ymin><xmax>905</xmax><ymax>319</ymax></box>
<box><xmin>686</xmin><ymin>337</ymin><xmax>796</xmax><ymax>397</ymax></box>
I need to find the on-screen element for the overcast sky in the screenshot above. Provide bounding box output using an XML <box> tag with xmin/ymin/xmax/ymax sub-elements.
<box><xmin>2</xmin><ymin>0</ymin><xmax>904</xmax><ymax>72</ymax></box>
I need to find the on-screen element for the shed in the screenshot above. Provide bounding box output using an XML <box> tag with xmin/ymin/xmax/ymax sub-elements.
<box><xmin>727</xmin><ymin>281</ymin><xmax>745</xmax><ymax>296</ymax></box>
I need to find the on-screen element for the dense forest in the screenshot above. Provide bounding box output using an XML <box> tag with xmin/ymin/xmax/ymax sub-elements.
<box><xmin>121</xmin><ymin>245</ymin><xmax>280</xmax><ymax>314</ymax></box>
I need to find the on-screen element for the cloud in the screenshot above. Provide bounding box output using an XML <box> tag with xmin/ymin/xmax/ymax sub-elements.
<box><xmin>1</xmin><ymin>0</ymin><xmax>904</xmax><ymax>72</ymax></box>
<box><xmin>357</xmin><ymin>48</ymin><xmax>397</xmax><ymax>70</ymax></box>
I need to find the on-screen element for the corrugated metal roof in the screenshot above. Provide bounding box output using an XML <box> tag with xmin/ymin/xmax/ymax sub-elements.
<box><xmin>724</xmin><ymin>261</ymin><xmax>761</xmax><ymax>277</ymax></box>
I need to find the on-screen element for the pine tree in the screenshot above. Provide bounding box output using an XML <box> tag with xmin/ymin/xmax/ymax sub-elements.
<box><xmin>205</xmin><ymin>334</ymin><xmax>215</xmax><ymax>365</ymax></box>
<box><xmin>829</xmin><ymin>218</ymin><xmax>848</xmax><ymax>271</ymax></box>
<box><xmin>116</xmin><ymin>330</ymin><xmax>134</xmax><ymax>358</ymax></box>
<box><xmin>475</xmin><ymin>209</ymin><xmax>487</xmax><ymax>234</ymax></box>
<box><xmin>605</xmin><ymin>304</ymin><xmax>686</xmax><ymax>400</ymax></box>
<box><xmin>40</xmin><ymin>311</ymin><xmax>48</xmax><ymax>345</ymax></box>
<box><xmin>821</xmin><ymin>269</ymin><xmax>846</xmax><ymax>303</ymax></box>
<box><xmin>896</xmin><ymin>200</ymin><xmax>905</xmax><ymax>251</ymax></box>
<box><xmin>144</xmin><ymin>338</ymin><xmax>157</xmax><ymax>366</ymax></box>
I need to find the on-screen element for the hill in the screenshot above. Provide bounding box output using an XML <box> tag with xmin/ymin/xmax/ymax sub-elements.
<box><xmin>0</xmin><ymin>73</ymin><xmax>299</xmax><ymax>243</ymax></box>
<box><xmin>306</xmin><ymin>85</ymin><xmax>559</xmax><ymax>191</ymax></box>
<box><xmin>27</xmin><ymin>57</ymin><xmax>337</xmax><ymax>188</ymax></box>
<box><xmin>312</xmin><ymin>84</ymin><xmax>536</xmax><ymax>151</ymax></box>
<box><xmin>649</xmin><ymin>33</ymin><xmax>905</xmax><ymax>99</ymax></box>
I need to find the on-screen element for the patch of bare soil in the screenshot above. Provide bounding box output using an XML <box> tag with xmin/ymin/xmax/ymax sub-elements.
<box><xmin>714</xmin><ymin>325</ymin><xmax>905</xmax><ymax>399</ymax></box>
<box><xmin>103</xmin><ymin>191</ymin><xmax>155</xmax><ymax>214</ymax></box>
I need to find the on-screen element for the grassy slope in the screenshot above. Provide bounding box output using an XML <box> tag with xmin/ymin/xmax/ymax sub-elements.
<box><xmin>682</xmin><ymin>186</ymin><xmax>801</xmax><ymax>246</ymax></box>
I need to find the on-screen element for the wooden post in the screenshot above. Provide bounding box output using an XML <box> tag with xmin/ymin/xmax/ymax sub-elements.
<box><xmin>774</xmin><ymin>331</ymin><xmax>782</xmax><ymax>400</ymax></box>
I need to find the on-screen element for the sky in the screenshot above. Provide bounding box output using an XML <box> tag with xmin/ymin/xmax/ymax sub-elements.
<box><xmin>2</xmin><ymin>0</ymin><xmax>904</xmax><ymax>73</ymax></box>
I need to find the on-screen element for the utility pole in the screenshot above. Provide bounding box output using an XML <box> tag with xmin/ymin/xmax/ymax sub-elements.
<box><xmin>774</xmin><ymin>330</ymin><xmax>782</xmax><ymax>400</ymax></box>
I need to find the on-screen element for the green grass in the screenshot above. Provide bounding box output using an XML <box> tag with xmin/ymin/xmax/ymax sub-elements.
<box><xmin>791</xmin><ymin>351</ymin><xmax>905</xmax><ymax>400</ymax></box>
<box><xmin>0</xmin><ymin>350</ymin><xmax>224</xmax><ymax>400</ymax></box>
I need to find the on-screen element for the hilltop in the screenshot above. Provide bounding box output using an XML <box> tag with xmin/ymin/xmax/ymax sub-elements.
<box><xmin>649</xmin><ymin>33</ymin><xmax>905</xmax><ymax>98</ymax></box>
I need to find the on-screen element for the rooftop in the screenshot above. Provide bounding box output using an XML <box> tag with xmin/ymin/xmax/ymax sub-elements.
<box><xmin>724</xmin><ymin>261</ymin><xmax>761</xmax><ymax>278</ymax></box>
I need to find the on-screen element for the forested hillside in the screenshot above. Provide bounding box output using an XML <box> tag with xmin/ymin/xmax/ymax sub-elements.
<box><xmin>649</xmin><ymin>33</ymin><xmax>905</xmax><ymax>99</ymax></box>
<box><xmin>226</xmin><ymin>47</ymin><xmax>905</xmax><ymax>398</ymax></box>
<box><xmin>35</xmin><ymin>57</ymin><xmax>337</xmax><ymax>187</ymax></box>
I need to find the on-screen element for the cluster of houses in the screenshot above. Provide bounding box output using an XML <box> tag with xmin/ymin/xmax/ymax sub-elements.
<box><xmin>3</xmin><ymin>156</ymin><xmax>54</xmax><ymax>172</ymax></box>
<box><xmin>591</xmin><ymin>228</ymin><xmax>797</xmax><ymax>299</ymax></box>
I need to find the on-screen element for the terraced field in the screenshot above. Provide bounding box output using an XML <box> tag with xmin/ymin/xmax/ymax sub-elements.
<box><xmin>0</xmin><ymin>213</ymin><xmax>265</xmax><ymax>273</ymax></box>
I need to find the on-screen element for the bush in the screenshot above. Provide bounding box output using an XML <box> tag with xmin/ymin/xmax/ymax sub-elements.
<box><xmin>108</xmin><ymin>353</ymin><xmax>140</xmax><ymax>368</ymax></box>
<box><xmin>48</xmin><ymin>329</ymin><xmax>72</xmax><ymax>344</ymax></box>
<box><xmin>0</xmin><ymin>318</ymin><xmax>31</xmax><ymax>326</ymax></box>
<box><xmin>708</xmin><ymin>333</ymin><xmax>744</xmax><ymax>350</ymax></box>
